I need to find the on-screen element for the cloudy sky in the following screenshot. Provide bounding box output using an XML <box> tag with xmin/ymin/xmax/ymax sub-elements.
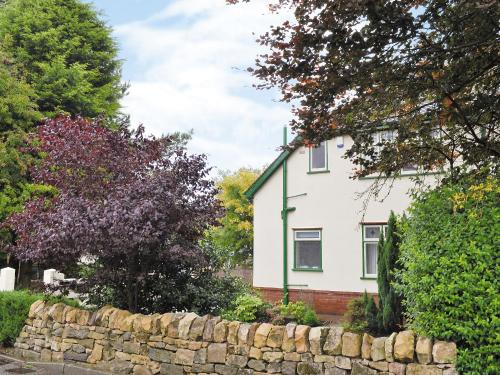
<box><xmin>87</xmin><ymin>0</ymin><xmax>293</xmax><ymax>172</ymax></box>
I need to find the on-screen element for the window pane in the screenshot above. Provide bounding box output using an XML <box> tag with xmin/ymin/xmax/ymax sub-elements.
<box><xmin>311</xmin><ymin>142</ymin><xmax>326</xmax><ymax>169</ymax></box>
<box><xmin>364</xmin><ymin>226</ymin><xmax>381</xmax><ymax>239</ymax></box>
<box><xmin>365</xmin><ymin>243</ymin><xmax>378</xmax><ymax>275</ymax></box>
<box><xmin>296</xmin><ymin>241</ymin><xmax>321</xmax><ymax>269</ymax></box>
<box><xmin>296</xmin><ymin>231</ymin><xmax>320</xmax><ymax>239</ymax></box>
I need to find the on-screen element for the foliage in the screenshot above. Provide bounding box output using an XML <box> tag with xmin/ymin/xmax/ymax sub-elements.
<box><xmin>4</xmin><ymin>116</ymin><xmax>226</xmax><ymax>314</ymax></box>
<box><xmin>343</xmin><ymin>291</ymin><xmax>378</xmax><ymax>334</ymax></box>
<box><xmin>229</xmin><ymin>0</ymin><xmax>499</xmax><ymax>178</ymax></box>
<box><xmin>342</xmin><ymin>295</ymin><xmax>368</xmax><ymax>333</ymax></box>
<box><xmin>396</xmin><ymin>176</ymin><xmax>500</xmax><ymax>375</ymax></box>
<box><xmin>0</xmin><ymin>0</ymin><xmax>126</xmax><ymax>119</ymax></box>
<box><xmin>0</xmin><ymin>290</ymin><xmax>79</xmax><ymax>346</ymax></box>
<box><xmin>277</xmin><ymin>300</ymin><xmax>319</xmax><ymax>326</ymax></box>
<box><xmin>377</xmin><ymin>211</ymin><xmax>403</xmax><ymax>333</ymax></box>
<box><xmin>221</xmin><ymin>293</ymin><xmax>270</xmax><ymax>322</ymax></box>
<box><xmin>207</xmin><ymin>168</ymin><xmax>259</xmax><ymax>267</ymax></box>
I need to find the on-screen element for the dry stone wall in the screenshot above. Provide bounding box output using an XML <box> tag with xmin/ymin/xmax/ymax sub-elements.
<box><xmin>13</xmin><ymin>301</ymin><xmax>459</xmax><ymax>375</ymax></box>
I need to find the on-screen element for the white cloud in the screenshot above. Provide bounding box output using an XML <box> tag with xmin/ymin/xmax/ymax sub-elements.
<box><xmin>115</xmin><ymin>0</ymin><xmax>293</xmax><ymax>172</ymax></box>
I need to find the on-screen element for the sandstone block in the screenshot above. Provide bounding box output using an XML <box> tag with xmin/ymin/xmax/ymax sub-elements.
<box><xmin>262</xmin><ymin>351</ymin><xmax>283</xmax><ymax>362</ymax></box>
<box><xmin>432</xmin><ymin>341</ymin><xmax>457</xmax><ymax>364</ymax></box>
<box><xmin>133</xmin><ymin>365</ymin><xmax>152</xmax><ymax>375</ymax></box>
<box><xmin>203</xmin><ymin>316</ymin><xmax>221</xmax><ymax>341</ymax></box>
<box><xmin>189</xmin><ymin>315</ymin><xmax>208</xmax><ymax>341</ymax></box>
<box><xmin>87</xmin><ymin>343</ymin><xmax>103</xmax><ymax>364</ymax></box>
<box><xmin>248</xmin><ymin>359</ymin><xmax>266</xmax><ymax>371</ymax></box>
<box><xmin>267</xmin><ymin>325</ymin><xmax>285</xmax><ymax>348</ymax></box>
<box><xmin>282</xmin><ymin>323</ymin><xmax>296</xmax><ymax>352</ymax></box>
<box><xmin>362</xmin><ymin>333</ymin><xmax>374</xmax><ymax>359</ymax></box>
<box><xmin>29</xmin><ymin>300</ymin><xmax>45</xmax><ymax>319</ymax></box>
<box><xmin>309</xmin><ymin>327</ymin><xmax>329</xmax><ymax>355</ymax></box>
<box><xmin>160</xmin><ymin>363</ymin><xmax>183</xmax><ymax>375</ymax></box>
<box><xmin>342</xmin><ymin>332</ymin><xmax>362</xmax><ymax>357</ymax></box>
<box><xmin>394</xmin><ymin>330</ymin><xmax>415</xmax><ymax>362</ymax></box>
<box><xmin>249</xmin><ymin>346</ymin><xmax>262</xmax><ymax>359</ymax></box>
<box><xmin>178</xmin><ymin>312</ymin><xmax>198</xmax><ymax>339</ymax></box>
<box><xmin>388</xmin><ymin>362</ymin><xmax>406</xmax><ymax>375</ymax></box>
<box><xmin>385</xmin><ymin>332</ymin><xmax>397</xmax><ymax>362</ymax></box>
<box><xmin>213</xmin><ymin>320</ymin><xmax>229</xmax><ymax>343</ymax></box>
<box><xmin>324</xmin><ymin>326</ymin><xmax>344</xmax><ymax>355</ymax></box>
<box><xmin>325</xmin><ymin>366</ymin><xmax>347</xmax><ymax>375</ymax></box>
<box><xmin>351</xmin><ymin>362</ymin><xmax>377</xmax><ymax>375</ymax></box>
<box><xmin>295</xmin><ymin>325</ymin><xmax>311</xmax><ymax>353</ymax></box>
<box><xmin>148</xmin><ymin>348</ymin><xmax>171</xmax><ymax>363</ymax></box>
<box><xmin>369</xmin><ymin>360</ymin><xmax>389</xmax><ymax>371</ymax></box>
<box><xmin>254</xmin><ymin>323</ymin><xmax>273</xmax><ymax>348</ymax></box>
<box><xmin>227</xmin><ymin>321</ymin><xmax>240</xmax><ymax>345</ymax></box>
<box><xmin>371</xmin><ymin>337</ymin><xmax>387</xmax><ymax>362</ymax></box>
<box><xmin>207</xmin><ymin>343</ymin><xmax>227</xmax><ymax>363</ymax></box>
<box><xmin>226</xmin><ymin>354</ymin><xmax>248</xmax><ymax>367</ymax></box>
<box><xmin>174</xmin><ymin>348</ymin><xmax>195</xmax><ymax>365</ymax></box>
<box><xmin>335</xmin><ymin>356</ymin><xmax>352</xmax><ymax>370</ymax></box>
<box><xmin>416</xmin><ymin>337</ymin><xmax>433</xmax><ymax>364</ymax></box>
<box><xmin>406</xmin><ymin>363</ymin><xmax>443</xmax><ymax>375</ymax></box>
<box><xmin>282</xmin><ymin>360</ymin><xmax>297</xmax><ymax>375</ymax></box>
<box><xmin>297</xmin><ymin>362</ymin><xmax>323</xmax><ymax>375</ymax></box>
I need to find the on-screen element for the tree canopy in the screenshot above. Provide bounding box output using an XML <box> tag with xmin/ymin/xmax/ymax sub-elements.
<box><xmin>4</xmin><ymin>117</ymin><xmax>231</xmax><ymax>313</ymax></box>
<box><xmin>207</xmin><ymin>168</ymin><xmax>259</xmax><ymax>267</ymax></box>
<box><xmin>0</xmin><ymin>0</ymin><xmax>126</xmax><ymax>119</ymax></box>
<box><xmin>230</xmin><ymin>0</ymin><xmax>499</xmax><ymax>178</ymax></box>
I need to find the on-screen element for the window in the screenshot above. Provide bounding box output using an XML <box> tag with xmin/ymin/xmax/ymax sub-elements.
<box><xmin>309</xmin><ymin>142</ymin><xmax>328</xmax><ymax>172</ymax></box>
<box><xmin>362</xmin><ymin>224</ymin><xmax>387</xmax><ymax>277</ymax></box>
<box><xmin>294</xmin><ymin>230</ymin><xmax>322</xmax><ymax>271</ymax></box>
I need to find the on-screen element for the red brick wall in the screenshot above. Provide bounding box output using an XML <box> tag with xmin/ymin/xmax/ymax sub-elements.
<box><xmin>256</xmin><ymin>287</ymin><xmax>377</xmax><ymax>315</ymax></box>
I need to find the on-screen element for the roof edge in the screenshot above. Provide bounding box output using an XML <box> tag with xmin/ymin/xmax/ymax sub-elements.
<box><xmin>244</xmin><ymin>148</ymin><xmax>291</xmax><ymax>200</ymax></box>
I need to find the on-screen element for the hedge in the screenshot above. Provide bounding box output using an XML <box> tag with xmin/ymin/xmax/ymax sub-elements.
<box><xmin>397</xmin><ymin>177</ymin><xmax>499</xmax><ymax>375</ymax></box>
<box><xmin>0</xmin><ymin>290</ymin><xmax>79</xmax><ymax>346</ymax></box>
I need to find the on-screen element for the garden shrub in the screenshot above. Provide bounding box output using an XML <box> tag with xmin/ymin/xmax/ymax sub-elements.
<box><xmin>0</xmin><ymin>290</ymin><xmax>79</xmax><ymax>346</ymax></box>
<box><xmin>343</xmin><ymin>291</ymin><xmax>378</xmax><ymax>334</ymax></box>
<box><xmin>397</xmin><ymin>177</ymin><xmax>499</xmax><ymax>375</ymax></box>
<box><xmin>221</xmin><ymin>293</ymin><xmax>270</xmax><ymax>322</ymax></box>
<box><xmin>278</xmin><ymin>301</ymin><xmax>320</xmax><ymax>326</ymax></box>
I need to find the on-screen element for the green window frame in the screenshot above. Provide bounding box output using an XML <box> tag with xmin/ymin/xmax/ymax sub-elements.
<box><xmin>361</xmin><ymin>223</ymin><xmax>387</xmax><ymax>279</ymax></box>
<box><xmin>308</xmin><ymin>141</ymin><xmax>329</xmax><ymax>174</ymax></box>
<box><xmin>293</xmin><ymin>229</ymin><xmax>323</xmax><ymax>272</ymax></box>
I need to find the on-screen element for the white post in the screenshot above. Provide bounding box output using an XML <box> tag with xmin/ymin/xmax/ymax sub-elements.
<box><xmin>0</xmin><ymin>267</ymin><xmax>16</xmax><ymax>291</ymax></box>
<box><xmin>43</xmin><ymin>269</ymin><xmax>56</xmax><ymax>285</ymax></box>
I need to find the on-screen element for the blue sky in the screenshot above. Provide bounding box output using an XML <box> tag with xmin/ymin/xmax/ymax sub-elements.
<box><xmin>86</xmin><ymin>0</ymin><xmax>292</xmax><ymax>172</ymax></box>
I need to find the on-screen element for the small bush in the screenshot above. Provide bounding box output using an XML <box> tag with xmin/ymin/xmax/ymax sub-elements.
<box><xmin>221</xmin><ymin>293</ymin><xmax>270</xmax><ymax>322</ymax></box>
<box><xmin>397</xmin><ymin>177</ymin><xmax>500</xmax><ymax>375</ymax></box>
<box><xmin>0</xmin><ymin>290</ymin><xmax>79</xmax><ymax>346</ymax></box>
<box><xmin>277</xmin><ymin>301</ymin><xmax>320</xmax><ymax>326</ymax></box>
<box><xmin>343</xmin><ymin>291</ymin><xmax>379</xmax><ymax>334</ymax></box>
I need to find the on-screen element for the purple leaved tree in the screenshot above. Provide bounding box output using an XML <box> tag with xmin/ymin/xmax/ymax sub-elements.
<box><xmin>5</xmin><ymin>116</ymin><xmax>238</xmax><ymax>313</ymax></box>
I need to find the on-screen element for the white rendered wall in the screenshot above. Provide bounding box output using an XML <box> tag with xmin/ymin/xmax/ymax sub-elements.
<box><xmin>252</xmin><ymin>136</ymin><xmax>440</xmax><ymax>294</ymax></box>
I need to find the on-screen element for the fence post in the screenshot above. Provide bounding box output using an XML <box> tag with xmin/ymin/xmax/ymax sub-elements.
<box><xmin>0</xmin><ymin>267</ymin><xmax>16</xmax><ymax>291</ymax></box>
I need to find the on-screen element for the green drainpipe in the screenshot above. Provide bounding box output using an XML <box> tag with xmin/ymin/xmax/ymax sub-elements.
<box><xmin>282</xmin><ymin>126</ymin><xmax>289</xmax><ymax>305</ymax></box>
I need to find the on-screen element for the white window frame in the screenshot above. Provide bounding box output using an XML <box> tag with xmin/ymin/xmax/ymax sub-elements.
<box><xmin>309</xmin><ymin>141</ymin><xmax>328</xmax><ymax>172</ymax></box>
<box><xmin>362</xmin><ymin>224</ymin><xmax>387</xmax><ymax>278</ymax></box>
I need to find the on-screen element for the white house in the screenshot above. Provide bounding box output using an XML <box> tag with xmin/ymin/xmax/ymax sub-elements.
<box><xmin>245</xmin><ymin>130</ymin><xmax>441</xmax><ymax>315</ymax></box>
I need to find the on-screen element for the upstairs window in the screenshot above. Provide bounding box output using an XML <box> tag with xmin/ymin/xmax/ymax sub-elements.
<box><xmin>294</xmin><ymin>230</ymin><xmax>322</xmax><ymax>271</ymax></box>
<box><xmin>309</xmin><ymin>141</ymin><xmax>328</xmax><ymax>172</ymax></box>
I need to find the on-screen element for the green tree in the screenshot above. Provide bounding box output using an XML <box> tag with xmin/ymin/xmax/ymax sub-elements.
<box><xmin>0</xmin><ymin>0</ymin><xmax>126</xmax><ymax>118</ymax></box>
<box><xmin>208</xmin><ymin>168</ymin><xmax>259</xmax><ymax>267</ymax></box>
<box><xmin>397</xmin><ymin>177</ymin><xmax>499</xmax><ymax>374</ymax></box>
<box><xmin>230</xmin><ymin>0</ymin><xmax>499</xmax><ymax>178</ymax></box>
<box><xmin>0</xmin><ymin>50</ymin><xmax>45</xmax><ymax>259</ymax></box>
<box><xmin>377</xmin><ymin>212</ymin><xmax>403</xmax><ymax>333</ymax></box>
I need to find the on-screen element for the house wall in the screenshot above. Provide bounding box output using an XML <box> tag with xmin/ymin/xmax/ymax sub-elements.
<box><xmin>253</xmin><ymin>136</ymin><xmax>440</xmax><ymax>314</ymax></box>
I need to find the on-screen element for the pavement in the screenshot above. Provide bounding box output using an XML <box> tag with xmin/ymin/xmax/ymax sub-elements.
<box><xmin>0</xmin><ymin>355</ymin><xmax>109</xmax><ymax>375</ymax></box>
